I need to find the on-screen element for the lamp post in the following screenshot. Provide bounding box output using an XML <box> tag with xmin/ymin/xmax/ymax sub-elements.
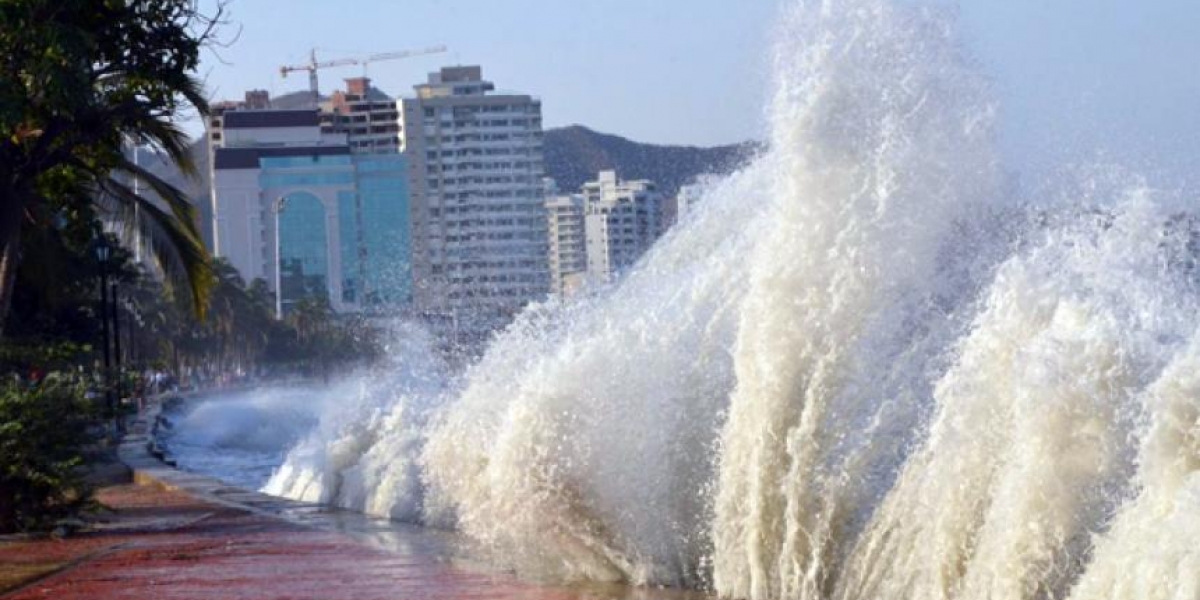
<box><xmin>110</xmin><ymin>276</ymin><xmax>122</xmax><ymax>405</ymax></box>
<box><xmin>94</xmin><ymin>238</ymin><xmax>115</xmax><ymax>433</ymax></box>
<box><xmin>272</xmin><ymin>196</ymin><xmax>288</xmax><ymax>319</ymax></box>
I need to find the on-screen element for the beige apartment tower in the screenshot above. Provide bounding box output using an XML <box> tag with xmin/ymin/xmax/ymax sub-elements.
<box><xmin>400</xmin><ymin>66</ymin><xmax>549</xmax><ymax>335</ymax></box>
<box><xmin>545</xmin><ymin>193</ymin><xmax>586</xmax><ymax>295</ymax></box>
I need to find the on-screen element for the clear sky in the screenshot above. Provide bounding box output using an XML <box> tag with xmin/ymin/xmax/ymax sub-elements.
<box><xmin>955</xmin><ymin>0</ymin><xmax>1200</xmax><ymax>186</ymax></box>
<box><xmin>197</xmin><ymin>0</ymin><xmax>1200</xmax><ymax>182</ymax></box>
<box><xmin>197</xmin><ymin>0</ymin><xmax>777</xmax><ymax>147</ymax></box>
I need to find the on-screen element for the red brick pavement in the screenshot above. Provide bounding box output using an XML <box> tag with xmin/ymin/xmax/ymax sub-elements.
<box><xmin>0</xmin><ymin>485</ymin><xmax>696</xmax><ymax>600</ymax></box>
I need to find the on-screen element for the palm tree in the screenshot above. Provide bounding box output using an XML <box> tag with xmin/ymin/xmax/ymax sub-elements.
<box><xmin>288</xmin><ymin>297</ymin><xmax>334</xmax><ymax>345</ymax></box>
<box><xmin>0</xmin><ymin>0</ymin><xmax>225</xmax><ymax>336</ymax></box>
<box><xmin>207</xmin><ymin>259</ymin><xmax>273</xmax><ymax>374</ymax></box>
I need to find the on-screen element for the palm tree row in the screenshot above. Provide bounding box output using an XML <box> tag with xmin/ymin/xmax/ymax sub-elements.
<box><xmin>111</xmin><ymin>259</ymin><xmax>381</xmax><ymax>384</ymax></box>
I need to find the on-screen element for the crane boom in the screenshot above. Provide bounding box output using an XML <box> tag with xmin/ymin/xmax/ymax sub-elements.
<box><xmin>280</xmin><ymin>58</ymin><xmax>356</xmax><ymax>74</ymax></box>
<box><xmin>279</xmin><ymin>46</ymin><xmax>448</xmax><ymax>106</ymax></box>
<box><xmin>363</xmin><ymin>45</ymin><xmax>448</xmax><ymax>64</ymax></box>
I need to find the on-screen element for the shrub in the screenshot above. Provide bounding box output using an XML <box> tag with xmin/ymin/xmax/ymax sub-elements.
<box><xmin>0</xmin><ymin>376</ymin><xmax>97</xmax><ymax>532</ymax></box>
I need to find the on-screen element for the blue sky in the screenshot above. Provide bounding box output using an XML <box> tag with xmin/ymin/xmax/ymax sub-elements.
<box><xmin>198</xmin><ymin>0</ymin><xmax>1200</xmax><ymax>182</ymax></box>
<box><xmin>956</xmin><ymin>0</ymin><xmax>1200</xmax><ymax>185</ymax></box>
<box><xmin>198</xmin><ymin>0</ymin><xmax>776</xmax><ymax>147</ymax></box>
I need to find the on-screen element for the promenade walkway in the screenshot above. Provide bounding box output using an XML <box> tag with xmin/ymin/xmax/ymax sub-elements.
<box><xmin>0</xmin><ymin>397</ymin><xmax>702</xmax><ymax>600</ymax></box>
<box><xmin>1</xmin><ymin>482</ymin><xmax>593</xmax><ymax>600</ymax></box>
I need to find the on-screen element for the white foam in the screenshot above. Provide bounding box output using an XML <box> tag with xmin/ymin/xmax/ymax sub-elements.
<box><xmin>195</xmin><ymin>1</ymin><xmax>1200</xmax><ymax>598</ymax></box>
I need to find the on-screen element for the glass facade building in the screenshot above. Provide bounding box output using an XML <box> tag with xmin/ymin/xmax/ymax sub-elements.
<box><xmin>278</xmin><ymin>191</ymin><xmax>330</xmax><ymax>313</ymax></box>
<box><xmin>354</xmin><ymin>155</ymin><xmax>411</xmax><ymax>306</ymax></box>
<box><xmin>210</xmin><ymin>108</ymin><xmax>412</xmax><ymax>316</ymax></box>
<box><xmin>258</xmin><ymin>153</ymin><xmax>411</xmax><ymax>313</ymax></box>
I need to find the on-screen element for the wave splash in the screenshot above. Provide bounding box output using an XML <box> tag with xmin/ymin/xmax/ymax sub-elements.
<box><xmin>260</xmin><ymin>1</ymin><xmax>1200</xmax><ymax>598</ymax></box>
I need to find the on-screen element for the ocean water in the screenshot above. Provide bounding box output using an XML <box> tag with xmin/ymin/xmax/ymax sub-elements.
<box><xmin>160</xmin><ymin>386</ymin><xmax>334</xmax><ymax>490</ymax></box>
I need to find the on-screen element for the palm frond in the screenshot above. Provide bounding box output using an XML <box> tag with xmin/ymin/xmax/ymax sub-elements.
<box><xmin>174</xmin><ymin>74</ymin><xmax>209</xmax><ymax>118</ymax></box>
<box><xmin>127</xmin><ymin>118</ymin><xmax>198</xmax><ymax>179</ymax></box>
<box><xmin>94</xmin><ymin>73</ymin><xmax>206</xmax><ymax>179</ymax></box>
<box><xmin>113</xmin><ymin>156</ymin><xmax>204</xmax><ymax>241</ymax></box>
<box><xmin>91</xmin><ymin>161</ymin><xmax>212</xmax><ymax>319</ymax></box>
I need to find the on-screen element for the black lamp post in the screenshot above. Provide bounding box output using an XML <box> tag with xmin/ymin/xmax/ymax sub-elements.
<box><xmin>110</xmin><ymin>277</ymin><xmax>121</xmax><ymax>387</ymax></box>
<box><xmin>110</xmin><ymin>272</ymin><xmax>124</xmax><ymax>435</ymax></box>
<box><xmin>94</xmin><ymin>238</ymin><xmax>115</xmax><ymax>432</ymax></box>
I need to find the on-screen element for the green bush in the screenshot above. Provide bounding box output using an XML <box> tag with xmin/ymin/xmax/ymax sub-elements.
<box><xmin>0</xmin><ymin>376</ymin><xmax>97</xmax><ymax>532</ymax></box>
<box><xmin>0</xmin><ymin>341</ymin><xmax>92</xmax><ymax>378</ymax></box>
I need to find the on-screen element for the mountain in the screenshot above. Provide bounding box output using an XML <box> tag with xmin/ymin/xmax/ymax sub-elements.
<box><xmin>543</xmin><ymin>125</ymin><xmax>755</xmax><ymax>196</ymax></box>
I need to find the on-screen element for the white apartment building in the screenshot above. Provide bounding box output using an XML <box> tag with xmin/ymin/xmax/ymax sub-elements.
<box><xmin>584</xmin><ymin>171</ymin><xmax>664</xmax><ymax>284</ymax></box>
<box><xmin>399</xmin><ymin>66</ymin><xmax>549</xmax><ymax>334</ymax></box>
<box><xmin>547</xmin><ymin>170</ymin><xmax>666</xmax><ymax>294</ymax></box>
<box><xmin>545</xmin><ymin>193</ymin><xmax>586</xmax><ymax>295</ymax></box>
<box><xmin>673</xmin><ymin>175</ymin><xmax>718</xmax><ymax>224</ymax></box>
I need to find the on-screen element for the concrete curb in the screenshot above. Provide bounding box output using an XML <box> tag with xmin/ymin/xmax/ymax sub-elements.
<box><xmin>117</xmin><ymin>394</ymin><xmax>333</xmax><ymax>522</ymax></box>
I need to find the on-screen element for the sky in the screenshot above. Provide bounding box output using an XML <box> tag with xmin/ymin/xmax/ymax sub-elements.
<box><xmin>197</xmin><ymin>0</ymin><xmax>777</xmax><ymax>147</ymax></box>
<box><xmin>197</xmin><ymin>0</ymin><xmax>1200</xmax><ymax>183</ymax></box>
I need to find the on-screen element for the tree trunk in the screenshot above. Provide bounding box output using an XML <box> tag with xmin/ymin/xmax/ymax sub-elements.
<box><xmin>0</xmin><ymin>183</ymin><xmax>25</xmax><ymax>338</ymax></box>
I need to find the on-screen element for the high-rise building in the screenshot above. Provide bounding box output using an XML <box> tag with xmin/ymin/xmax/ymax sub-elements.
<box><xmin>399</xmin><ymin>66</ymin><xmax>549</xmax><ymax>334</ymax></box>
<box><xmin>546</xmin><ymin>171</ymin><xmax>667</xmax><ymax>295</ymax></box>
<box><xmin>207</xmin><ymin>102</ymin><xmax>412</xmax><ymax>314</ymax></box>
<box><xmin>321</xmin><ymin>77</ymin><xmax>402</xmax><ymax>155</ymax></box>
<box><xmin>545</xmin><ymin>193</ymin><xmax>586</xmax><ymax>296</ymax></box>
<box><xmin>582</xmin><ymin>171</ymin><xmax>665</xmax><ymax>285</ymax></box>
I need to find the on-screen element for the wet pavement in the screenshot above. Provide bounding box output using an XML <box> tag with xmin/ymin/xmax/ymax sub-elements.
<box><xmin>1</xmin><ymin>484</ymin><xmax>577</xmax><ymax>600</ymax></box>
<box><xmin>0</xmin><ymin>399</ymin><xmax>708</xmax><ymax>600</ymax></box>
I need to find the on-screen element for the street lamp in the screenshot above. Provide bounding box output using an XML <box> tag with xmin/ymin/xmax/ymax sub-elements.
<box><xmin>272</xmin><ymin>196</ymin><xmax>288</xmax><ymax>319</ymax></box>
<box><xmin>93</xmin><ymin>238</ymin><xmax>115</xmax><ymax>434</ymax></box>
<box><xmin>110</xmin><ymin>270</ymin><xmax>122</xmax><ymax>398</ymax></box>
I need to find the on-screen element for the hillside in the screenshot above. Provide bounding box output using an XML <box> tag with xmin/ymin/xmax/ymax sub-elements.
<box><xmin>543</xmin><ymin>125</ymin><xmax>754</xmax><ymax>196</ymax></box>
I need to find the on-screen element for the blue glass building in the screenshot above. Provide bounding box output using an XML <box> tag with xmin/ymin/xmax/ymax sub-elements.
<box><xmin>209</xmin><ymin>109</ymin><xmax>412</xmax><ymax>315</ymax></box>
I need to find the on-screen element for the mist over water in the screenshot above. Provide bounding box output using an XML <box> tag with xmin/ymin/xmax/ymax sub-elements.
<box><xmin>172</xmin><ymin>0</ymin><xmax>1200</xmax><ymax>598</ymax></box>
<box><xmin>162</xmin><ymin>386</ymin><xmax>332</xmax><ymax>490</ymax></box>
<box><xmin>263</xmin><ymin>322</ymin><xmax>448</xmax><ymax>522</ymax></box>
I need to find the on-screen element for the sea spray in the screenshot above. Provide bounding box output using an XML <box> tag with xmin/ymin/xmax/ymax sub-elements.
<box><xmin>228</xmin><ymin>0</ymin><xmax>1200</xmax><ymax>598</ymax></box>
<box><xmin>709</xmin><ymin>0</ymin><xmax>1007</xmax><ymax>597</ymax></box>
<box><xmin>832</xmin><ymin>196</ymin><xmax>1200</xmax><ymax>600</ymax></box>
<box><xmin>168</xmin><ymin>387</ymin><xmax>327</xmax><ymax>452</ymax></box>
<box><xmin>264</xmin><ymin>321</ymin><xmax>448</xmax><ymax>521</ymax></box>
<box><xmin>162</xmin><ymin>386</ymin><xmax>334</xmax><ymax>489</ymax></box>
<box><xmin>421</xmin><ymin>164</ymin><xmax>768</xmax><ymax>585</ymax></box>
<box><xmin>1066</xmin><ymin>328</ymin><xmax>1200</xmax><ymax>600</ymax></box>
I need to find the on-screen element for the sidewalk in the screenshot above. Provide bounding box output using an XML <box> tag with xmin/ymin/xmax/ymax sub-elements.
<box><xmin>0</xmin><ymin>398</ymin><xmax>704</xmax><ymax>600</ymax></box>
<box><xmin>0</xmin><ymin>482</ymin><xmax>583</xmax><ymax>599</ymax></box>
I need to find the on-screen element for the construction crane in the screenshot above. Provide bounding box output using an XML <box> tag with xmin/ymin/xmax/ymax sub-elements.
<box><xmin>280</xmin><ymin>45</ymin><xmax>448</xmax><ymax>105</ymax></box>
<box><xmin>359</xmin><ymin>46</ymin><xmax>448</xmax><ymax>77</ymax></box>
